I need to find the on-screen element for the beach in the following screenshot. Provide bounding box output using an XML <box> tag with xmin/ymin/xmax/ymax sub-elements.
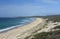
<box><xmin>0</xmin><ymin>18</ymin><xmax>43</xmax><ymax>39</ymax></box>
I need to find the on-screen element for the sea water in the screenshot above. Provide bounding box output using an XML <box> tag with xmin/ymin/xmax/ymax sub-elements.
<box><xmin>0</xmin><ymin>17</ymin><xmax>34</xmax><ymax>32</ymax></box>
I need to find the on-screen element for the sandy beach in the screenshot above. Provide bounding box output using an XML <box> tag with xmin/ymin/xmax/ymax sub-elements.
<box><xmin>0</xmin><ymin>18</ymin><xmax>43</xmax><ymax>39</ymax></box>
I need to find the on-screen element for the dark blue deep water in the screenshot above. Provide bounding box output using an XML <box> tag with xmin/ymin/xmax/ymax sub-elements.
<box><xmin>0</xmin><ymin>18</ymin><xmax>33</xmax><ymax>30</ymax></box>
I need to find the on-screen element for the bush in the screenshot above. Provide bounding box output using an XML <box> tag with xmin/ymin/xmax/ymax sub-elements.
<box><xmin>54</xmin><ymin>25</ymin><xmax>60</xmax><ymax>29</ymax></box>
<box><xmin>32</xmin><ymin>30</ymin><xmax>60</xmax><ymax>39</ymax></box>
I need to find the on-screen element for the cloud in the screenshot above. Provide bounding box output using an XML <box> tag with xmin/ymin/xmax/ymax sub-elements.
<box><xmin>41</xmin><ymin>0</ymin><xmax>59</xmax><ymax>4</ymax></box>
<box><xmin>0</xmin><ymin>5</ymin><xmax>47</xmax><ymax>17</ymax></box>
<box><xmin>0</xmin><ymin>4</ymin><xmax>59</xmax><ymax>17</ymax></box>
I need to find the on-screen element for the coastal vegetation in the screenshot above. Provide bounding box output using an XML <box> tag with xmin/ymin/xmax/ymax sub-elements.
<box><xmin>30</xmin><ymin>15</ymin><xmax>60</xmax><ymax>22</ymax></box>
<box><xmin>31</xmin><ymin>30</ymin><xmax>60</xmax><ymax>39</ymax></box>
<box><xmin>25</xmin><ymin>15</ymin><xmax>60</xmax><ymax>39</ymax></box>
<box><xmin>25</xmin><ymin>22</ymin><xmax>48</xmax><ymax>39</ymax></box>
<box><xmin>43</xmin><ymin>15</ymin><xmax>60</xmax><ymax>22</ymax></box>
<box><xmin>54</xmin><ymin>25</ymin><xmax>60</xmax><ymax>29</ymax></box>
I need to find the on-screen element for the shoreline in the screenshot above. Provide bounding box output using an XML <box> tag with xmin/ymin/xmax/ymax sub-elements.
<box><xmin>0</xmin><ymin>18</ymin><xmax>36</xmax><ymax>33</ymax></box>
<box><xmin>0</xmin><ymin>18</ymin><xmax>43</xmax><ymax>39</ymax></box>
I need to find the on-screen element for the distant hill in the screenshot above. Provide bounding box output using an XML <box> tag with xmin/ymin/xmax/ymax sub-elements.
<box><xmin>43</xmin><ymin>15</ymin><xmax>60</xmax><ymax>22</ymax></box>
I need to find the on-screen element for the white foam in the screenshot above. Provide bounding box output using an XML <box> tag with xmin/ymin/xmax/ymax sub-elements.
<box><xmin>0</xmin><ymin>24</ymin><xmax>23</xmax><ymax>33</ymax></box>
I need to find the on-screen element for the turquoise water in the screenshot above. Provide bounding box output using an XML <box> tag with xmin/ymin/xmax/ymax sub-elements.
<box><xmin>0</xmin><ymin>18</ymin><xmax>34</xmax><ymax>31</ymax></box>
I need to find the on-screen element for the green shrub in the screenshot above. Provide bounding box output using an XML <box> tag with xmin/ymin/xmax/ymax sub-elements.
<box><xmin>54</xmin><ymin>25</ymin><xmax>60</xmax><ymax>29</ymax></box>
<box><xmin>32</xmin><ymin>30</ymin><xmax>60</xmax><ymax>39</ymax></box>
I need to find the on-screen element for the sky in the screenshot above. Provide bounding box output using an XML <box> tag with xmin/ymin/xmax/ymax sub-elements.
<box><xmin>0</xmin><ymin>0</ymin><xmax>60</xmax><ymax>17</ymax></box>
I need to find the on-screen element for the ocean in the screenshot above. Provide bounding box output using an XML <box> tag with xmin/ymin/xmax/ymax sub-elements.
<box><xmin>0</xmin><ymin>17</ymin><xmax>34</xmax><ymax>32</ymax></box>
